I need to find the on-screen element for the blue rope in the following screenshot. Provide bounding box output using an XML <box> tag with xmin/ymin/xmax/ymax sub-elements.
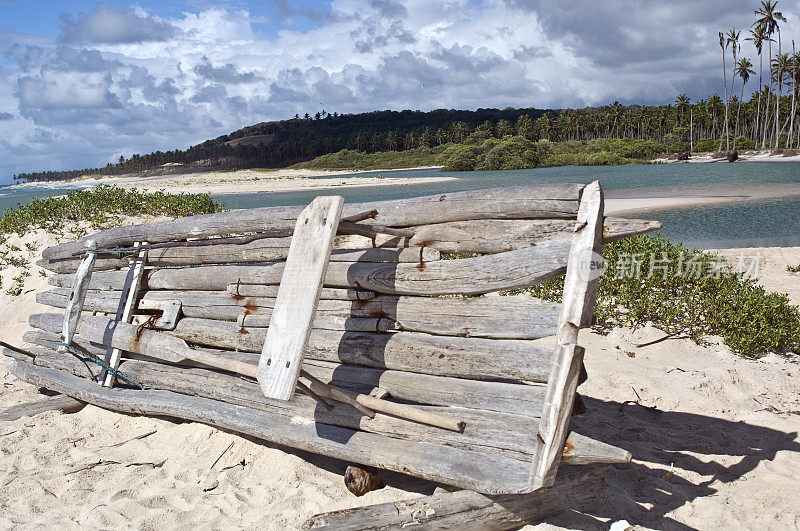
<box><xmin>59</xmin><ymin>343</ymin><xmax>148</xmax><ymax>390</ymax></box>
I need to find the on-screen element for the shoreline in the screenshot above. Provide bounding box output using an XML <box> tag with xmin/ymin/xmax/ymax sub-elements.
<box><xmin>6</xmin><ymin>167</ymin><xmax>447</xmax><ymax>194</ymax></box>
<box><xmin>5</xmin><ymin>165</ymin><xmax>800</xmax><ymax>219</ymax></box>
<box><xmin>605</xmin><ymin>182</ymin><xmax>800</xmax><ymax>215</ymax></box>
<box><xmin>653</xmin><ymin>150</ymin><xmax>800</xmax><ymax>164</ymax></box>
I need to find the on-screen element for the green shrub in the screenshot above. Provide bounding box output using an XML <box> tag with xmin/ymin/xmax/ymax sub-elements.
<box><xmin>476</xmin><ymin>136</ymin><xmax>540</xmax><ymax>170</ymax></box>
<box><xmin>301</xmin><ymin>147</ymin><xmax>443</xmax><ymax>170</ymax></box>
<box><xmin>522</xmin><ymin>235</ymin><xmax>800</xmax><ymax>357</ymax></box>
<box><xmin>437</xmin><ymin>144</ymin><xmax>483</xmax><ymax>171</ymax></box>
<box><xmin>0</xmin><ymin>185</ymin><xmax>224</xmax><ymax>236</ymax></box>
<box><xmin>693</xmin><ymin>138</ymin><xmax>720</xmax><ymax>152</ymax></box>
<box><xmin>438</xmin><ymin>136</ymin><xmax>540</xmax><ymax>171</ymax></box>
<box><xmin>733</xmin><ymin>136</ymin><xmax>756</xmax><ymax>150</ymax></box>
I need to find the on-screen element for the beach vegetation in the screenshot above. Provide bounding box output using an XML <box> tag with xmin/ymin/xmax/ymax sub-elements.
<box><xmin>299</xmin><ymin>146</ymin><xmax>443</xmax><ymax>170</ymax></box>
<box><xmin>0</xmin><ymin>185</ymin><xmax>223</xmax><ymax>236</ymax></box>
<box><xmin>437</xmin><ymin>136</ymin><xmax>541</xmax><ymax>171</ymax></box>
<box><xmin>0</xmin><ymin>186</ymin><xmax>223</xmax><ymax>297</ymax></box>
<box><xmin>519</xmin><ymin>234</ymin><xmax>800</xmax><ymax>357</ymax></box>
<box><xmin>787</xmin><ymin>264</ymin><xmax>800</xmax><ymax>273</ymax></box>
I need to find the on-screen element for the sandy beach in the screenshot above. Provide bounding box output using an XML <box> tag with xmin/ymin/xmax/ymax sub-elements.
<box><xmin>10</xmin><ymin>168</ymin><xmax>454</xmax><ymax>196</ymax></box>
<box><xmin>1</xmin><ymin>220</ymin><xmax>799</xmax><ymax>529</ymax></box>
<box><xmin>605</xmin><ymin>182</ymin><xmax>800</xmax><ymax>215</ymax></box>
<box><xmin>653</xmin><ymin>150</ymin><xmax>800</xmax><ymax>164</ymax></box>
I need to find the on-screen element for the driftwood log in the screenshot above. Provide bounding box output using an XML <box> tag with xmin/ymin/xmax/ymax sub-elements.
<box><xmin>344</xmin><ymin>465</ymin><xmax>384</xmax><ymax>496</ymax></box>
<box><xmin>39</xmin><ymin>245</ymin><xmax>441</xmax><ymax>274</ymax></box>
<box><xmin>42</xmin><ymin>184</ymin><xmax>586</xmax><ymax>261</ymax></box>
<box><xmin>48</xmin><ymin>242</ymin><xmax>571</xmax><ymax>296</ymax></box>
<box><xmin>0</xmin><ymin>394</ymin><xmax>85</xmax><ymax>421</ymax></box>
<box><xmin>304</xmin><ymin>465</ymin><xmax>611</xmax><ymax>530</ymax></box>
<box><xmin>30</xmin><ymin>312</ymin><xmax>554</xmax><ymax>383</ymax></box>
<box><xmin>38</xmin><ymin>289</ymin><xmax>561</xmax><ymax>340</ymax></box>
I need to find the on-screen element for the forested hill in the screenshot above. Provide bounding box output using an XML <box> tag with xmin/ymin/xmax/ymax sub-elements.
<box><xmin>13</xmin><ymin>107</ymin><xmax>546</xmax><ymax>182</ymax></box>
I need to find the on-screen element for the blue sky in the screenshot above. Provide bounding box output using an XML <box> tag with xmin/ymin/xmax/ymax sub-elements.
<box><xmin>1</xmin><ymin>0</ymin><xmax>799</xmax><ymax>183</ymax></box>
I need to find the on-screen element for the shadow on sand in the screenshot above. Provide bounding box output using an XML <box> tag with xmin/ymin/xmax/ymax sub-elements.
<box><xmin>540</xmin><ymin>396</ymin><xmax>800</xmax><ymax>529</ymax></box>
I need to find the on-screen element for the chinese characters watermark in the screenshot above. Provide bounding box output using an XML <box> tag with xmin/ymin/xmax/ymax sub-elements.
<box><xmin>578</xmin><ymin>250</ymin><xmax>762</xmax><ymax>281</ymax></box>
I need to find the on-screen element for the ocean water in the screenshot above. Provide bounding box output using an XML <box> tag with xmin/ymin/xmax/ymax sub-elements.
<box><xmin>2</xmin><ymin>162</ymin><xmax>799</xmax><ymax>248</ymax></box>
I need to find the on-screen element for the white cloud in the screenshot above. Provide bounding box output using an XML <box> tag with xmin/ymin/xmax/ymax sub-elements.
<box><xmin>60</xmin><ymin>2</ymin><xmax>180</xmax><ymax>43</ymax></box>
<box><xmin>2</xmin><ymin>0</ymin><xmax>800</xmax><ymax>181</ymax></box>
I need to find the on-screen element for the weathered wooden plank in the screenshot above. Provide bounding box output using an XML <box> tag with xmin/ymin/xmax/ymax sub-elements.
<box><xmin>531</xmin><ymin>180</ymin><xmax>605</xmax><ymax>490</ymax></box>
<box><xmin>303</xmin><ymin>360</ymin><xmax>546</xmax><ymax>416</ymax></box>
<box><xmin>23</xmin><ymin>329</ymin><xmax>109</xmax><ymax>358</ymax></box>
<box><xmin>602</xmin><ymin>218</ymin><xmax>661</xmax><ymax>243</ymax></box>
<box><xmin>42</xmin><ymin>184</ymin><xmax>584</xmax><ymax>261</ymax></box>
<box><xmin>0</xmin><ymin>394</ymin><xmax>85</xmax><ymax>421</ymax></box>
<box><xmin>50</xmin><ymin>243</ymin><xmax>571</xmax><ymax>296</ymax></box>
<box><xmin>258</xmin><ymin>196</ymin><xmax>344</xmax><ymax>400</ymax></box>
<box><xmin>236</xmin><ymin>295</ymin><xmax>560</xmax><ymax>340</ymax></box>
<box><xmin>243</xmin><ymin>315</ymin><xmax>399</xmax><ymax>333</ymax></box>
<box><xmin>57</xmin><ymin>241</ymin><xmax>97</xmax><ymax>355</ymax></box>
<box><xmin>8</xmin><ymin>347</ymin><xmax>625</xmax><ymax>466</ymax></box>
<box><xmin>326</xmin><ymin>295</ymin><xmax>560</xmax><ymax>340</ymax></box>
<box><xmin>409</xmin><ymin>217</ymin><xmax>662</xmax><ymax>254</ymax></box>
<box><xmin>228</xmin><ymin>285</ymin><xmax>376</xmax><ymax>300</ymax></box>
<box><xmin>40</xmin><ymin>289</ymin><xmax>561</xmax><ymax>340</ymax></box>
<box><xmin>39</xmin><ymin>288</ymin><xmax>351</xmax><ymax>321</ymax></box>
<box><xmin>38</xmin><ymin>244</ymin><xmax>441</xmax><ymax>274</ymax></box>
<box><xmin>29</xmin><ymin>313</ymin><xmax>554</xmax><ymax>383</ymax></box>
<box><xmin>26</xmin><ymin>314</ymin><xmax>465</xmax><ymax>433</ymax></box>
<box><xmin>8</xmin><ymin>359</ymin><xmax>533</xmax><ymax>494</ymax></box>
<box><xmin>17</xmin><ymin>327</ymin><xmax>547</xmax><ymax>416</ymax></box>
<box><xmin>561</xmin><ymin>432</ymin><xmax>632</xmax><ymax>466</ymax></box>
<box><xmin>7</xmin><ymin>346</ymin><xmax>537</xmax><ymax>459</ymax></box>
<box><xmin>303</xmin><ymin>465</ymin><xmax>609</xmax><ymax>530</ymax></box>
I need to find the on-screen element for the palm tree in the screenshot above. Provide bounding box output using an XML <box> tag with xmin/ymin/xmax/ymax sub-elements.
<box><xmin>771</xmin><ymin>52</ymin><xmax>792</xmax><ymax>143</ymax></box>
<box><xmin>746</xmin><ymin>25</ymin><xmax>769</xmax><ymax>147</ymax></box>
<box><xmin>609</xmin><ymin>101</ymin><xmax>624</xmax><ymax>137</ymax></box>
<box><xmin>734</xmin><ymin>57</ymin><xmax>755</xmax><ymax>149</ymax></box>
<box><xmin>727</xmin><ymin>28</ymin><xmax>741</xmax><ymax>150</ymax></box>
<box><xmin>675</xmin><ymin>94</ymin><xmax>690</xmax><ymax>125</ymax></box>
<box><xmin>719</xmin><ymin>32</ymin><xmax>731</xmax><ymax>151</ymax></box>
<box><xmin>789</xmin><ymin>46</ymin><xmax>800</xmax><ymax>148</ymax></box>
<box><xmin>754</xmin><ymin>0</ymin><xmax>787</xmax><ymax>148</ymax></box>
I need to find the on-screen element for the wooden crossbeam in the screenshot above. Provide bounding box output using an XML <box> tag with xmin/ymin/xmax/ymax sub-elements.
<box><xmin>257</xmin><ymin>196</ymin><xmax>344</xmax><ymax>401</ymax></box>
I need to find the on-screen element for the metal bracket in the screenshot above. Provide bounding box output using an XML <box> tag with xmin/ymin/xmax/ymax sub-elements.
<box><xmin>132</xmin><ymin>299</ymin><xmax>182</xmax><ymax>330</ymax></box>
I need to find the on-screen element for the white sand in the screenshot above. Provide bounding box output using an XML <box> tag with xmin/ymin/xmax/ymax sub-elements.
<box><xmin>653</xmin><ymin>150</ymin><xmax>800</xmax><ymax>164</ymax></box>
<box><xmin>605</xmin><ymin>182</ymin><xmax>800</xmax><ymax>216</ymax></box>
<box><xmin>1</xmin><ymin>224</ymin><xmax>799</xmax><ymax>528</ymax></box>
<box><xmin>10</xmin><ymin>168</ymin><xmax>453</xmax><ymax>196</ymax></box>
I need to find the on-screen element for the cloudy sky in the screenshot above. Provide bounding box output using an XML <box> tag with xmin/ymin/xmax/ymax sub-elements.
<box><xmin>1</xmin><ymin>0</ymin><xmax>799</xmax><ymax>183</ymax></box>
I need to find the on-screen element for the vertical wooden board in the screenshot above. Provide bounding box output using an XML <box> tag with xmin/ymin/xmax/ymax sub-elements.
<box><xmin>102</xmin><ymin>242</ymin><xmax>147</xmax><ymax>387</ymax></box>
<box><xmin>57</xmin><ymin>240</ymin><xmax>97</xmax><ymax>352</ymax></box>
<box><xmin>530</xmin><ymin>180</ymin><xmax>604</xmax><ymax>490</ymax></box>
<box><xmin>257</xmin><ymin>196</ymin><xmax>344</xmax><ymax>400</ymax></box>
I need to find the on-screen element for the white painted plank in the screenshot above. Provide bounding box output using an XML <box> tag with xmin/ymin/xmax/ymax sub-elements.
<box><xmin>102</xmin><ymin>242</ymin><xmax>147</xmax><ymax>387</ymax></box>
<box><xmin>57</xmin><ymin>240</ymin><xmax>97</xmax><ymax>354</ymax></box>
<box><xmin>257</xmin><ymin>196</ymin><xmax>344</xmax><ymax>400</ymax></box>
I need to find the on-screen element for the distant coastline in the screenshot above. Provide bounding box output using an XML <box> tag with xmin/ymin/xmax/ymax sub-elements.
<box><xmin>654</xmin><ymin>150</ymin><xmax>800</xmax><ymax>164</ymax></box>
<box><xmin>8</xmin><ymin>167</ymin><xmax>452</xmax><ymax>195</ymax></box>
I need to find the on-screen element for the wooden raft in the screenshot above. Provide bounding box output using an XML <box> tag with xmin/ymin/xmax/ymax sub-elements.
<box><xmin>6</xmin><ymin>182</ymin><xmax>659</xmax><ymax>495</ymax></box>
